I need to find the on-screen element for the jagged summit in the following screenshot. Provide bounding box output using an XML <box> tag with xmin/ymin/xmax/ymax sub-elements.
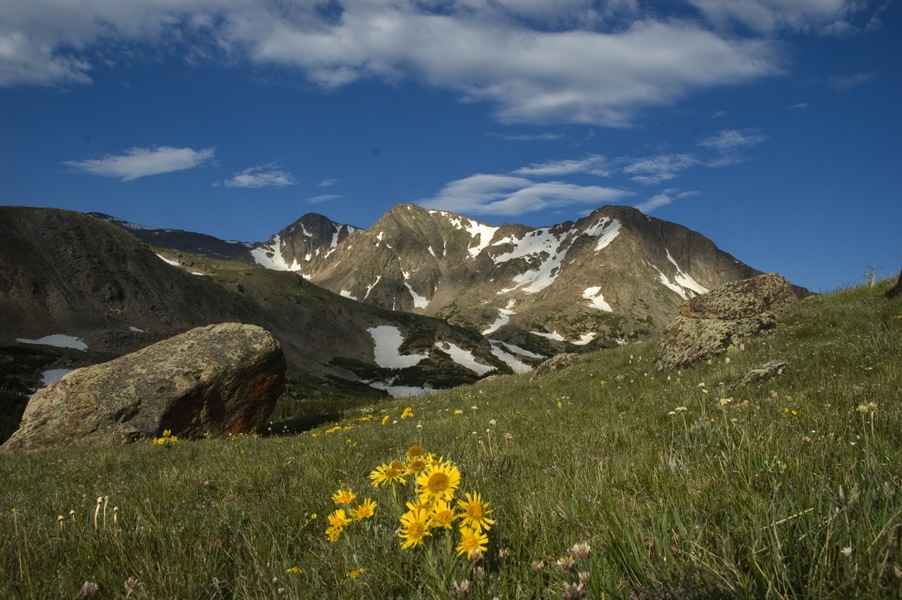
<box><xmin>253</xmin><ymin>203</ymin><xmax>760</xmax><ymax>353</ymax></box>
<box><xmin>250</xmin><ymin>212</ymin><xmax>360</xmax><ymax>271</ymax></box>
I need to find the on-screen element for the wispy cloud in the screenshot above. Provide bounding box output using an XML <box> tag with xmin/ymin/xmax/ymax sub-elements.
<box><xmin>634</xmin><ymin>189</ymin><xmax>700</xmax><ymax>213</ymax></box>
<box><xmin>698</xmin><ymin>129</ymin><xmax>768</xmax><ymax>152</ymax></box>
<box><xmin>488</xmin><ymin>132</ymin><xmax>566</xmax><ymax>142</ymax></box>
<box><xmin>689</xmin><ymin>0</ymin><xmax>875</xmax><ymax>35</ymax></box>
<box><xmin>417</xmin><ymin>173</ymin><xmax>633</xmax><ymax>217</ymax></box>
<box><xmin>318</xmin><ymin>178</ymin><xmax>339</xmax><ymax>187</ymax></box>
<box><xmin>220</xmin><ymin>165</ymin><xmax>295</xmax><ymax>188</ymax></box>
<box><xmin>826</xmin><ymin>72</ymin><xmax>878</xmax><ymax>91</ymax></box>
<box><xmin>514</xmin><ymin>154</ymin><xmax>611</xmax><ymax>177</ymax></box>
<box><xmin>308</xmin><ymin>194</ymin><xmax>342</xmax><ymax>204</ymax></box>
<box><xmin>622</xmin><ymin>154</ymin><xmax>697</xmax><ymax>185</ymax></box>
<box><xmin>786</xmin><ymin>102</ymin><xmax>808</xmax><ymax>110</ymax></box>
<box><xmin>63</xmin><ymin>146</ymin><xmax>215</xmax><ymax>181</ymax></box>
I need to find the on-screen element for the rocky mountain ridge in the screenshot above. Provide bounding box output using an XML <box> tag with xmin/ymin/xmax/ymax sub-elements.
<box><xmin>254</xmin><ymin>204</ymin><xmax>763</xmax><ymax>354</ymax></box>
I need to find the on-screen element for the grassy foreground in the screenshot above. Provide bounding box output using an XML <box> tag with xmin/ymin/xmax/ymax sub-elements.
<box><xmin>1</xmin><ymin>280</ymin><xmax>901</xmax><ymax>599</ymax></box>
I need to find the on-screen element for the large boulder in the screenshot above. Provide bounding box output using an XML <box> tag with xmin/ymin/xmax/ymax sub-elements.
<box><xmin>1</xmin><ymin>323</ymin><xmax>285</xmax><ymax>452</ymax></box>
<box><xmin>656</xmin><ymin>273</ymin><xmax>803</xmax><ymax>371</ymax></box>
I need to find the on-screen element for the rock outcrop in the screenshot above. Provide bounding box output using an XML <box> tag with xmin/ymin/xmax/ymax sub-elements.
<box><xmin>1</xmin><ymin>323</ymin><xmax>285</xmax><ymax>452</ymax></box>
<box><xmin>531</xmin><ymin>353</ymin><xmax>580</xmax><ymax>380</ymax></box>
<box><xmin>656</xmin><ymin>273</ymin><xmax>803</xmax><ymax>371</ymax></box>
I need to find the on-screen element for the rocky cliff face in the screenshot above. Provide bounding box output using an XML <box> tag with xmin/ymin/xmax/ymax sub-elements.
<box><xmin>258</xmin><ymin>204</ymin><xmax>762</xmax><ymax>354</ymax></box>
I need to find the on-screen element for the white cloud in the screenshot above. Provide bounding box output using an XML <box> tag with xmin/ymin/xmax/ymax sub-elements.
<box><xmin>308</xmin><ymin>194</ymin><xmax>342</xmax><ymax>204</ymax></box>
<box><xmin>698</xmin><ymin>129</ymin><xmax>768</xmax><ymax>152</ymax></box>
<box><xmin>622</xmin><ymin>153</ymin><xmax>697</xmax><ymax>185</ymax></box>
<box><xmin>221</xmin><ymin>165</ymin><xmax>295</xmax><ymax>188</ymax></box>
<box><xmin>488</xmin><ymin>132</ymin><xmax>566</xmax><ymax>142</ymax></box>
<box><xmin>688</xmin><ymin>0</ymin><xmax>871</xmax><ymax>34</ymax></box>
<box><xmin>1</xmin><ymin>1</ymin><xmax>783</xmax><ymax>126</ymax></box>
<box><xmin>318</xmin><ymin>178</ymin><xmax>339</xmax><ymax>187</ymax></box>
<box><xmin>417</xmin><ymin>173</ymin><xmax>632</xmax><ymax>216</ymax></box>
<box><xmin>514</xmin><ymin>154</ymin><xmax>611</xmax><ymax>177</ymax></box>
<box><xmin>826</xmin><ymin>72</ymin><xmax>878</xmax><ymax>91</ymax></box>
<box><xmin>64</xmin><ymin>146</ymin><xmax>215</xmax><ymax>181</ymax></box>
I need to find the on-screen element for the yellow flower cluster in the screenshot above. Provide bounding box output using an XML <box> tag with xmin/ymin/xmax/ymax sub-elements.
<box><xmin>370</xmin><ymin>445</ymin><xmax>494</xmax><ymax>560</ymax></box>
<box><xmin>152</xmin><ymin>429</ymin><xmax>178</xmax><ymax>446</ymax></box>
<box><xmin>325</xmin><ymin>487</ymin><xmax>376</xmax><ymax>543</ymax></box>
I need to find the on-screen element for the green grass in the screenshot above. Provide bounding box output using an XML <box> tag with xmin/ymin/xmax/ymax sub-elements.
<box><xmin>1</xmin><ymin>280</ymin><xmax>901</xmax><ymax>599</ymax></box>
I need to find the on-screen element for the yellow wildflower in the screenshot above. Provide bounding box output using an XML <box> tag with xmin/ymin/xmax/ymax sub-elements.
<box><xmin>370</xmin><ymin>460</ymin><xmax>407</xmax><ymax>487</ymax></box>
<box><xmin>399</xmin><ymin>506</ymin><xmax>432</xmax><ymax>549</ymax></box>
<box><xmin>456</xmin><ymin>491</ymin><xmax>495</xmax><ymax>531</ymax></box>
<box><xmin>351</xmin><ymin>498</ymin><xmax>377</xmax><ymax>520</ymax></box>
<box><xmin>332</xmin><ymin>489</ymin><xmax>357</xmax><ymax>506</ymax></box>
<box><xmin>456</xmin><ymin>525</ymin><xmax>489</xmax><ymax>560</ymax></box>
<box><xmin>416</xmin><ymin>461</ymin><xmax>461</xmax><ymax>504</ymax></box>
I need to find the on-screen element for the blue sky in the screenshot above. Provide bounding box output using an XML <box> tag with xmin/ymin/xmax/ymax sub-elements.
<box><xmin>1</xmin><ymin>0</ymin><xmax>899</xmax><ymax>292</ymax></box>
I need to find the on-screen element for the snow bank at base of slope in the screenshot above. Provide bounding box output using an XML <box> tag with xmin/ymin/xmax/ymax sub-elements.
<box><xmin>16</xmin><ymin>334</ymin><xmax>88</xmax><ymax>351</ymax></box>
<box><xmin>367</xmin><ymin>380</ymin><xmax>432</xmax><ymax>398</ymax></box>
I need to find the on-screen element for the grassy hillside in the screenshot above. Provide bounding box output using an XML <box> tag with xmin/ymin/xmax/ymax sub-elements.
<box><xmin>1</xmin><ymin>280</ymin><xmax>900</xmax><ymax>599</ymax></box>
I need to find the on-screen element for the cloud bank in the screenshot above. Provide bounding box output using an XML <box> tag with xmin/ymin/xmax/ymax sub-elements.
<box><xmin>0</xmin><ymin>0</ymin><xmax>806</xmax><ymax>126</ymax></box>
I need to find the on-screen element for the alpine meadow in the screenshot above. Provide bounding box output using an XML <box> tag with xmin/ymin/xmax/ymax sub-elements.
<box><xmin>2</xmin><ymin>278</ymin><xmax>900</xmax><ymax>599</ymax></box>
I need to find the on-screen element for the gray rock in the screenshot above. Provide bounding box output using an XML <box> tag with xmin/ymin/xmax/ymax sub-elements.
<box><xmin>656</xmin><ymin>273</ymin><xmax>801</xmax><ymax>371</ymax></box>
<box><xmin>531</xmin><ymin>352</ymin><xmax>580</xmax><ymax>380</ymax></box>
<box><xmin>1</xmin><ymin>323</ymin><xmax>285</xmax><ymax>452</ymax></box>
<box><xmin>733</xmin><ymin>360</ymin><xmax>788</xmax><ymax>388</ymax></box>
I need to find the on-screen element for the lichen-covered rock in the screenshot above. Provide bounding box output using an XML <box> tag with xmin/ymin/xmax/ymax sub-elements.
<box><xmin>678</xmin><ymin>273</ymin><xmax>800</xmax><ymax>320</ymax></box>
<box><xmin>531</xmin><ymin>353</ymin><xmax>580</xmax><ymax>380</ymax></box>
<box><xmin>1</xmin><ymin>323</ymin><xmax>285</xmax><ymax>452</ymax></box>
<box><xmin>656</xmin><ymin>273</ymin><xmax>803</xmax><ymax>371</ymax></box>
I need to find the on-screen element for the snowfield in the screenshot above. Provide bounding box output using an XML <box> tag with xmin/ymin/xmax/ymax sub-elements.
<box><xmin>41</xmin><ymin>369</ymin><xmax>71</xmax><ymax>386</ymax></box>
<box><xmin>582</xmin><ymin>286</ymin><xmax>613</xmax><ymax>311</ymax></box>
<box><xmin>488</xmin><ymin>341</ymin><xmax>533</xmax><ymax>374</ymax></box>
<box><xmin>368</xmin><ymin>326</ymin><xmax>429</xmax><ymax>369</ymax></box>
<box><xmin>434</xmin><ymin>342</ymin><xmax>495</xmax><ymax>376</ymax></box>
<box><xmin>16</xmin><ymin>334</ymin><xmax>88</xmax><ymax>351</ymax></box>
<box><xmin>250</xmin><ymin>236</ymin><xmax>302</xmax><ymax>271</ymax></box>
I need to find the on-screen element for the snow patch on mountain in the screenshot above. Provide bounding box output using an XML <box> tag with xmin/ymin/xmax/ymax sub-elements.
<box><xmin>251</xmin><ymin>236</ymin><xmax>301</xmax><ymax>271</ymax></box>
<box><xmin>340</xmin><ymin>290</ymin><xmax>358</xmax><ymax>300</ymax></box>
<box><xmin>482</xmin><ymin>308</ymin><xmax>514</xmax><ymax>335</ymax></box>
<box><xmin>666</xmin><ymin>250</ymin><xmax>708</xmax><ymax>295</ymax></box>
<box><xmin>496</xmin><ymin>228</ymin><xmax>574</xmax><ymax>294</ymax></box>
<box><xmin>367</xmin><ymin>379</ymin><xmax>432</xmax><ymax>398</ymax></box>
<box><xmin>584</xmin><ymin>217</ymin><xmax>622</xmax><ymax>251</ymax></box>
<box><xmin>573</xmin><ymin>332</ymin><xmax>597</xmax><ymax>345</ymax></box>
<box><xmin>582</xmin><ymin>286</ymin><xmax>613</xmax><ymax>312</ymax></box>
<box><xmin>435</xmin><ymin>342</ymin><xmax>495</xmax><ymax>376</ymax></box>
<box><xmin>405</xmin><ymin>282</ymin><xmax>430</xmax><ymax>309</ymax></box>
<box><xmin>156</xmin><ymin>253</ymin><xmax>180</xmax><ymax>267</ymax></box>
<box><xmin>489</xmin><ymin>342</ymin><xmax>532</xmax><ymax>374</ymax></box>
<box><xmin>364</xmin><ymin>276</ymin><xmax>382</xmax><ymax>299</ymax></box>
<box><xmin>368</xmin><ymin>326</ymin><xmax>429</xmax><ymax>369</ymax></box>
<box><xmin>17</xmin><ymin>334</ymin><xmax>88</xmax><ymax>351</ymax></box>
<box><xmin>530</xmin><ymin>330</ymin><xmax>566</xmax><ymax>342</ymax></box>
<box><xmin>439</xmin><ymin>212</ymin><xmax>500</xmax><ymax>258</ymax></box>
<box><xmin>42</xmin><ymin>368</ymin><xmax>71</xmax><ymax>385</ymax></box>
<box><xmin>491</xmin><ymin>340</ymin><xmax>544</xmax><ymax>360</ymax></box>
<box><xmin>654</xmin><ymin>250</ymin><xmax>709</xmax><ymax>300</ymax></box>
